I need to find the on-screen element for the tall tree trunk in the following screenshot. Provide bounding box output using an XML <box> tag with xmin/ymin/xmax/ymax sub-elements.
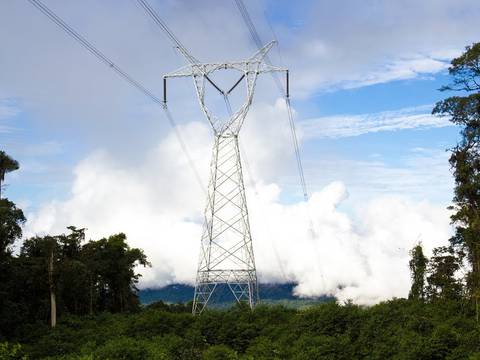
<box><xmin>473</xmin><ymin>245</ymin><xmax>480</xmax><ymax>323</ymax></box>
<box><xmin>476</xmin><ymin>255</ymin><xmax>480</xmax><ymax>324</ymax></box>
<box><xmin>120</xmin><ymin>291</ymin><xmax>124</xmax><ymax>313</ymax></box>
<box><xmin>48</xmin><ymin>248</ymin><xmax>56</xmax><ymax>328</ymax></box>
<box><xmin>0</xmin><ymin>171</ymin><xmax>6</xmax><ymax>199</ymax></box>
<box><xmin>89</xmin><ymin>277</ymin><xmax>94</xmax><ymax>315</ymax></box>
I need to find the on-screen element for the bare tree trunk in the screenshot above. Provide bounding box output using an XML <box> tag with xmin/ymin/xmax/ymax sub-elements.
<box><xmin>49</xmin><ymin>248</ymin><xmax>56</xmax><ymax>328</ymax></box>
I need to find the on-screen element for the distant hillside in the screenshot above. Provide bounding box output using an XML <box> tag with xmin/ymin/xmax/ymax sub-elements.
<box><xmin>138</xmin><ymin>283</ymin><xmax>332</xmax><ymax>307</ymax></box>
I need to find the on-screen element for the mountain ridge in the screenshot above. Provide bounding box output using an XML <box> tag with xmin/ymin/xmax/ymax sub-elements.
<box><xmin>138</xmin><ymin>282</ymin><xmax>332</xmax><ymax>306</ymax></box>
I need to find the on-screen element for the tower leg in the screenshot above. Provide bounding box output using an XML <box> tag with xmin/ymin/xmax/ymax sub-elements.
<box><xmin>192</xmin><ymin>134</ymin><xmax>259</xmax><ymax>314</ymax></box>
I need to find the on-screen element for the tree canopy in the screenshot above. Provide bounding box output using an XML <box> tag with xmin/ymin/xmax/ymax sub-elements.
<box><xmin>433</xmin><ymin>41</ymin><xmax>480</xmax><ymax>319</ymax></box>
<box><xmin>0</xmin><ymin>151</ymin><xmax>19</xmax><ymax>199</ymax></box>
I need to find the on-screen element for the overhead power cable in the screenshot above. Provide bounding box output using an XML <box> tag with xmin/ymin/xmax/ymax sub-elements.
<box><xmin>232</xmin><ymin>2</ymin><xmax>323</xmax><ymax>282</ymax></box>
<box><xmin>27</xmin><ymin>0</ymin><xmax>206</xmax><ymax>194</ymax></box>
<box><xmin>234</xmin><ymin>0</ymin><xmax>284</xmax><ymax>93</ymax></box>
<box><xmin>233</xmin><ymin>0</ymin><xmax>309</xmax><ymax>202</ymax></box>
<box><xmin>136</xmin><ymin>0</ymin><xmax>199</xmax><ymax>65</ymax></box>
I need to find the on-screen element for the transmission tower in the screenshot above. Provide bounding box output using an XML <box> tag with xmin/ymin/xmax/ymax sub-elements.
<box><xmin>164</xmin><ymin>41</ymin><xmax>287</xmax><ymax>314</ymax></box>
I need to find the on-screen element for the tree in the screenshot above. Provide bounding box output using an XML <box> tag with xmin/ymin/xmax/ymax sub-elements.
<box><xmin>20</xmin><ymin>235</ymin><xmax>60</xmax><ymax>328</ymax></box>
<box><xmin>81</xmin><ymin>233</ymin><xmax>150</xmax><ymax>313</ymax></box>
<box><xmin>408</xmin><ymin>243</ymin><xmax>428</xmax><ymax>301</ymax></box>
<box><xmin>0</xmin><ymin>199</ymin><xmax>26</xmax><ymax>257</ymax></box>
<box><xmin>0</xmin><ymin>151</ymin><xmax>19</xmax><ymax>199</ymax></box>
<box><xmin>18</xmin><ymin>228</ymin><xmax>88</xmax><ymax>327</ymax></box>
<box><xmin>433</xmin><ymin>42</ymin><xmax>480</xmax><ymax>317</ymax></box>
<box><xmin>0</xmin><ymin>199</ymin><xmax>26</xmax><ymax>335</ymax></box>
<box><xmin>425</xmin><ymin>246</ymin><xmax>463</xmax><ymax>302</ymax></box>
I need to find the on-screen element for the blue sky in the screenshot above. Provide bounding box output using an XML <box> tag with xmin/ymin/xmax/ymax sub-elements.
<box><xmin>1</xmin><ymin>0</ymin><xmax>479</xmax><ymax>303</ymax></box>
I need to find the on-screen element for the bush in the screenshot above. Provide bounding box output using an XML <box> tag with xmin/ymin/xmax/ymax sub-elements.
<box><xmin>94</xmin><ymin>337</ymin><xmax>148</xmax><ymax>360</ymax></box>
<box><xmin>202</xmin><ymin>345</ymin><xmax>238</xmax><ymax>360</ymax></box>
<box><xmin>0</xmin><ymin>342</ymin><xmax>27</xmax><ymax>360</ymax></box>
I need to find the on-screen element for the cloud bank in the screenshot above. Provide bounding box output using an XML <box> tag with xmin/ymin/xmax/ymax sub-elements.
<box><xmin>25</xmin><ymin>121</ymin><xmax>452</xmax><ymax>305</ymax></box>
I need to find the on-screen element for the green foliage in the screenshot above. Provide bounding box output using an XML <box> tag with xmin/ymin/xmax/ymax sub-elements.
<box><xmin>94</xmin><ymin>337</ymin><xmax>150</xmax><ymax>360</ymax></box>
<box><xmin>0</xmin><ymin>342</ymin><xmax>27</xmax><ymax>360</ymax></box>
<box><xmin>433</xmin><ymin>42</ymin><xmax>480</xmax><ymax>313</ymax></box>
<box><xmin>409</xmin><ymin>243</ymin><xmax>427</xmax><ymax>300</ymax></box>
<box><xmin>439</xmin><ymin>43</ymin><xmax>480</xmax><ymax>93</ymax></box>
<box><xmin>0</xmin><ymin>227</ymin><xmax>150</xmax><ymax>338</ymax></box>
<box><xmin>0</xmin><ymin>198</ymin><xmax>26</xmax><ymax>257</ymax></box>
<box><xmin>202</xmin><ymin>345</ymin><xmax>238</xmax><ymax>360</ymax></box>
<box><xmin>80</xmin><ymin>233</ymin><xmax>150</xmax><ymax>313</ymax></box>
<box><xmin>0</xmin><ymin>151</ymin><xmax>19</xmax><ymax>198</ymax></box>
<box><xmin>426</xmin><ymin>246</ymin><xmax>464</xmax><ymax>301</ymax></box>
<box><xmin>0</xmin><ymin>198</ymin><xmax>27</xmax><ymax>339</ymax></box>
<box><xmin>5</xmin><ymin>300</ymin><xmax>479</xmax><ymax>359</ymax></box>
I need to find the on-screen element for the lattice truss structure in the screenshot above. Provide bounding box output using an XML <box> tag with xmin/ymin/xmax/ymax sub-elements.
<box><xmin>164</xmin><ymin>41</ymin><xmax>286</xmax><ymax>314</ymax></box>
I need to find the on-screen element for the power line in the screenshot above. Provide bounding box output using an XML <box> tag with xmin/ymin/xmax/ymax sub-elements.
<box><xmin>233</xmin><ymin>0</ymin><xmax>309</xmax><ymax>202</ymax></box>
<box><xmin>136</xmin><ymin>0</ymin><xmax>199</xmax><ymax>65</ymax></box>
<box><xmin>27</xmin><ymin>0</ymin><xmax>206</xmax><ymax>194</ymax></box>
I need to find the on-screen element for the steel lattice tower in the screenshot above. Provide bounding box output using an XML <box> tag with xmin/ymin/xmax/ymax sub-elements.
<box><xmin>164</xmin><ymin>41</ymin><xmax>286</xmax><ymax>314</ymax></box>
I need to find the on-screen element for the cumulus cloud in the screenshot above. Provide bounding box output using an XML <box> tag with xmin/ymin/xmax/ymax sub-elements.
<box><xmin>300</xmin><ymin>105</ymin><xmax>453</xmax><ymax>139</ymax></box>
<box><xmin>250</xmin><ymin>181</ymin><xmax>451</xmax><ymax>304</ymax></box>
<box><xmin>25</xmin><ymin>122</ymin><xmax>452</xmax><ymax>305</ymax></box>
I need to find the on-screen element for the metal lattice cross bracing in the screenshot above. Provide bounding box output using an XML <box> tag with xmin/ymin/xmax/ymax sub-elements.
<box><xmin>164</xmin><ymin>41</ymin><xmax>286</xmax><ymax>314</ymax></box>
<box><xmin>193</xmin><ymin>134</ymin><xmax>257</xmax><ymax>313</ymax></box>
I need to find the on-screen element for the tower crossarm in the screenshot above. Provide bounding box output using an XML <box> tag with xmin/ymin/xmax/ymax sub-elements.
<box><xmin>256</xmin><ymin>63</ymin><xmax>287</xmax><ymax>75</ymax></box>
<box><xmin>163</xmin><ymin>64</ymin><xmax>196</xmax><ymax>78</ymax></box>
<box><xmin>164</xmin><ymin>62</ymin><xmax>286</xmax><ymax>80</ymax></box>
<box><xmin>247</xmin><ymin>40</ymin><xmax>277</xmax><ymax>62</ymax></box>
<box><xmin>163</xmin><ymin>43</ymin><xmax>287</xmax><ymax>133</ymax></box>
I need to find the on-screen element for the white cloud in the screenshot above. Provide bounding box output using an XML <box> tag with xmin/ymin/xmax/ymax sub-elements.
<box><xmin>300</xmin><ymin>105</ymin><xmax>453</xmax><ymax>139</ymax></box>
<box><xmin>251</xmin><ymin>181</ymin><xmax>451</xmax><ymax>304</ymax></box>
<box><xmin>25</xmin><ymin>123</ymin><xmax>452</xmax><ymax>305</ymax></box>
<box><xmin>339</xmin><ymin>58</ymin><xmax>449</xmax><ymax>89</ymax></box>
<box><xmin>301</xmin><ymin>148</ymin><xmax>454</xmax><ymax>207</ymax></box>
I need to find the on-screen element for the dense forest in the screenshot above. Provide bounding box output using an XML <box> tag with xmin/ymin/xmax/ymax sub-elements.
<box><xmin>1</xmin><ymin>44</ymin><xmax>480</xmax><ymax>359</ymax></box>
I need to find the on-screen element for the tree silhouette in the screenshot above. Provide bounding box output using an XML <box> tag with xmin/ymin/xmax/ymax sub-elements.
<box><xmin>433</xmin><ymin>42</ymin><xmax>480</xmax><ymax>320</ymax></box>
<box><xmin>409</xmin><ymin>243</ymin><xmax>428</xmax><ymax>301</ymax></box>
<box><xmin>0</xmin><ymin>151</ymin><xmax>19</xmax><ymax>199</ymax></box>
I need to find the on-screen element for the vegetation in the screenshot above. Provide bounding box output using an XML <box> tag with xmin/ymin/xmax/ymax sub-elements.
<box><xmin>0</xmin><ymin>300</ymin><xmax>479</xmax><ymax>359</ymax></box>
<box><xmin>433</xmin><ymin>42</ymin><xmax>480</xmax><ymax>319</ymax></box>
<box><xmin>408</xmin><ymin>243</ymin><xmax>427</xmax><ymax>301</ymax></box>
<box><xmin>1</xmin><ymin>43</ymin><xmax>480</xmax><ymax>358</ymax></box>
<box><xmin>0</xmin><ymin>150</ymin><xmax>19</xmax><ymax>199</ymax></box>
